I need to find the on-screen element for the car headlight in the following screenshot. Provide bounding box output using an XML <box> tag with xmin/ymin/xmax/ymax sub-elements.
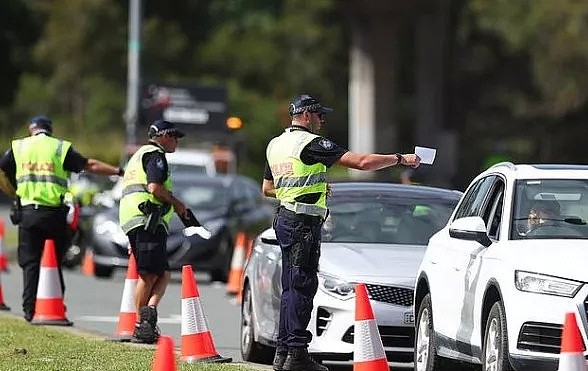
<box><xmin>94</xmin><ymin>219</ymin><xmax>128</xmax><ymax>246</ymax></box>
<box><xmin>515</xmin><ymin>270</ymin><xmax>583</xmax><ymax>297</ymax></box>
<box><xmin>318</xmin><ymin>272</ymin><xmax>355</xmax><ymax>300</ymax></box>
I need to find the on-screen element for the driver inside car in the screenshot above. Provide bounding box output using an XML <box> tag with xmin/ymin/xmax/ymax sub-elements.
<box><xmin>524</xmin><ymin>200</ymin><xmax>561</xmax><ymax>235</ymax></box>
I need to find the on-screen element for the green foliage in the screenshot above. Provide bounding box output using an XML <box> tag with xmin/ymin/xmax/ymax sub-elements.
<box><xmin>468</xmin><ymin>0</ymin><xmax>588</xmax><ymax>116</ymax></box>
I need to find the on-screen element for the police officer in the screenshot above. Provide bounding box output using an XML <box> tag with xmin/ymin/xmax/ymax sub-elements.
<box><xmin>0</xmin><ymin>115</ymin><xmax>123</xmax><ymax>322</ymax></box>
<box><xmin>118</xmin><ymin>119</ymin><xmax>188</xmax><ymax>344</ymax></box>
<box><xmin>263</xmin><ymin>94</ymin><xmax>420</xmax><ymax>371</ymax></box>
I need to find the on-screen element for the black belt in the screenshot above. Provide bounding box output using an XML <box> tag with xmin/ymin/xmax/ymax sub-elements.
<box><xmin>22</xmin><ymin>204</ymin><xmax>63</xmax><ymax>211</ymax></box>
<box><xmin>278</xmin><ymin>206</ymin><xmax>324</xmax><ymax>225</ymax></box>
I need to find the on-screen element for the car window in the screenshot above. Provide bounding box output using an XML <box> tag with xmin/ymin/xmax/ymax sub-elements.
<box><xmin>486</xmin><ymin>180</ymin><xmax>505</xmax><ymax>240</ymax></box>
<box><xmin>322</xmin><ymin>191</ymin><xmax>458</xmax><ymax>245</ymax></box>
<box><xmin>175</xmin><ymin>182</ymin><xmax>229</xmax><ymax>210</ymax></box>
<box><xmin>511</xmin><ymin>179</ymin><xmax>588</xmax><ymax>240</ymax></box>
<box><xmin>453</xmin><ymin>176</ymin><xmax>496</xmax><ymax>220</ymax></box>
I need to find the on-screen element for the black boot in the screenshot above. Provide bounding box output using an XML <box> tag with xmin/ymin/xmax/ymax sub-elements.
<box><xmin>131</xmin><ymin>305</ymin><xmax>160</xmax><ymax>344</ymax></box>
<box><xmin>283</xmin><ymin>347</ymin><xmax>328</xmax><ymax>371</ymax></box>
<box><xmin>273</xmin><ymin>348</ymin><xmax>288</xmax><ymax>371</ymax></box>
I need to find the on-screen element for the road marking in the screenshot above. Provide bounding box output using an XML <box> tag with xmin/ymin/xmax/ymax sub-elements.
<box><xmin>76</xmin><ymin>315</ymin><xmax>182</xmax><ymax>324</ymax></box>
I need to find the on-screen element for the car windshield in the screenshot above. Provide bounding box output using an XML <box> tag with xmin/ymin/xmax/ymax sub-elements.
<box><xmin>174</xmin><ymin>181</ymin><xmax>229</xmax><ymax>210</ymax></box>
<box><xmin>169</xmin><ymin>163</ymin><xmax>208</xmax><ymax>175</ymax></box>
<box><xmin>511</xmin><ymin>179</ymin><xmax>588</xmax><ymax>240</ymax></box>
<box><xmin>322</xmin><ymin>191</ymin><xmax>458</xmax><ymax>245</ymax></box>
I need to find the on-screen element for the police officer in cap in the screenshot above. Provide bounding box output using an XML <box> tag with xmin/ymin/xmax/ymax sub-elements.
<box><xmin>118</xmin><ymin>119</ymin><xmax>188</xmax><ymax>344</ymax></box>
<box><xmin>0</xmin><ymin>115</ymin><xmax>123</xmax><ymax>322</ymax></box>
<box><xmin>263</xmin><ymin>94</ymin><xmax>420</xmax><ymax>371</ymax></box>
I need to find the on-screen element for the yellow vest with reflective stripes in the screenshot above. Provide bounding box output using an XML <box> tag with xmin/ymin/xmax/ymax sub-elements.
<box><xmin>119</xmin><ymin>144</ymin><xmax>174</xmax><ymax>234</ymax></box>
<box><xmin>266</xmin><ymin>129</ymin><xmax>327</xmax><ymax>217</ymax></box>
<box><xmin>12</xmin><ymin>135</ymin><xmax>71</xmax><ymax>207</ymax></box>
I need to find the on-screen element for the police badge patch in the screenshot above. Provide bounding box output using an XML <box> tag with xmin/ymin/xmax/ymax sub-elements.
<box><xmin>156</xmin><ymin>158</ymin><xmax>164</xmax><ymax>169</ymax></box>
<box><xmin>319</xmin><ymin>138</ymin><xmax>333</xmax><ymax>149</ymax></box>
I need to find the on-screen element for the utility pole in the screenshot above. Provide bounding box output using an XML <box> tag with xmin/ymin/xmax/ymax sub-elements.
<box><xmin>125</xmin><ymin>0</ymin><xmax>142</xmax><ymax>145</ymax></box>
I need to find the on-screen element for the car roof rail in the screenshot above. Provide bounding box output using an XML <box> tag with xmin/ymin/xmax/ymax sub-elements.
<box><xmin>488</xmin><ymin>161</ymin><xmax>516</xmax><ymax>171</ymax></box>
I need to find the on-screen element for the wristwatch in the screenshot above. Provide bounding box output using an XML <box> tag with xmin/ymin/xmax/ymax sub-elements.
<box><xmin>395</xmin><ymin>153</ymin><xmax>403</xmax><ymax>165</ymax></box>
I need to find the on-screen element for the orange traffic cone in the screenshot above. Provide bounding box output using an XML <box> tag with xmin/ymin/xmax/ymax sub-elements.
<box><xmin>0</xmin><ymin>219</ymin><xmax>8</xmax><ymax>272</ymax></box>
<box><xmin>112</xmin><ymin>252</ymin><xmax>138</xmax><ymax>341</ymax></box>
<box><xmin>31</xmin><ymin>240</ymin><xmax>73</xmax><ymax>326</ymax></box>
<box><xmin>180</xmin><ymin>265</ymin><xmax>232</xmax><ymax>363</ymax></box>
<box><xmin>81</xmin><ymin>249</ymin><xmax>95</xmax><ymax>276</ymax></box>
<box><xmin>152</xmin><ymin>335</ymin><xmax>178</xmax><ymax>371</ymax></box>
<box><xmin>558</xmin><ymin>312</ymin><xmax>588</xmax><ymax>371</ymax></box>
<box><xmin>226</xmin><ymin>232</ymin><xmax>247</xmax><ymax>295</ymax></box>
<box><xmin>0</xmin><ymin>270</ymin><xmax>10</xmax><ymax>310</ymax></box>
<box><xmin>353</xmin><ymin>283</ymin><xmax>388</xmax><ymax>371</ymax></box>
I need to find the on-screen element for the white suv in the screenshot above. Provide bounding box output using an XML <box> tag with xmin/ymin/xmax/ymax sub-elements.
<box><xmin>414</xmin><ymin>163</ymin><xmax>588</xmax><ymax>371</ymax></box>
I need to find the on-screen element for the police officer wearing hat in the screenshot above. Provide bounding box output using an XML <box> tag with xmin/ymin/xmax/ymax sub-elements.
<box><xmin>0</xmin><ymin>115</ymin><xmax>123</xmax><ymax>323</ymax></box>
<box><xmin>263</xmin><ymin>94</ymin><xmax>420</xmax><ymax>371</ymax></box>
<box><xmin>118</xmin><ymin>119</ymin><xmax>188</xmax><ymax>344</ymax></box>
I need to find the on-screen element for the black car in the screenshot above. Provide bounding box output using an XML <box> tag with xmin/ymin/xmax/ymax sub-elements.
<box><xmin>90</xmin><ymin>173</ymin><xmax>275</xmax><ymax>281</ymax></box>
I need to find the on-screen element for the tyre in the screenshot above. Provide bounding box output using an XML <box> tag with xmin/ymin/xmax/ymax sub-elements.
<box><xmin>482</xmin><ymin>301</ymin><xmax>512</xmax><ymax>371</ymax></box>
<box><xmin>240</xmin><ymin>283</ymin><xmax>273</xmax><ymax>364</ymax></box>
<box><xmin>415</xmin><ymin>293</ymin><xmax>450</xmax><ymax>371</ymax></box>
<box><xmin>94</xmin><ymin>264</ymin><xmax>114</xmax><ymax>278</ymax></box>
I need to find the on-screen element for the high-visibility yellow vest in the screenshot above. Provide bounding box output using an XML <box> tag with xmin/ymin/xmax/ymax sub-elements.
<box><xmin>12</xmin><ymin>134</ymin><xmax>71</xmax><ymax>207</ymax></box>
<box><xmin>266</xmin><ymin>129</ymin><xmax>327</xmax><ymax>217</ymax></box>
<box><xmin>119</xmin><ymin>144</ymin><xmax>173</xmax><ymax>234</ymax></box>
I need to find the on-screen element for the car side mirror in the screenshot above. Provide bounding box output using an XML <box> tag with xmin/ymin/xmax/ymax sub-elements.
<box><xmin>449</xmin><ymin>216</ymin><xmax>492</xmax><ymax>247</ymax></box>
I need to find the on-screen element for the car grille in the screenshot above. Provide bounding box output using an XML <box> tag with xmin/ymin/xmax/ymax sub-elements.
<box><xmin>342</xmin><ymin>325</ymin><xmax>414</xmax><ymax>348</ymax></box>
<box><xmin>517</xmin><ymin>322</ymin><xmax>562</xmax><ymax>354</ymax></box>
<box><xmin>316</xmin><ymin>307</ymin><xmax>332</xmax><ymax>336</ymax></box>
<box><xmin>365</xmin><ymin>284</ymin><xmax>413</xmax><ymax>307</ymax></box>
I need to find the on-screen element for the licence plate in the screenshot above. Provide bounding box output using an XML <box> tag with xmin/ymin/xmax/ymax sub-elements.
<box><xmin>404</xmin><ymin>312</ymin><xmax>414</xmax><ymax>324</ymax></box>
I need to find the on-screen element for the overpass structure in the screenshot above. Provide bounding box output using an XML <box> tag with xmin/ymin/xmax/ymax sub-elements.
<box><xmin>343</xmin><ymin>0</ymin><xmax>457</xmax><ymax>187</ymax></box>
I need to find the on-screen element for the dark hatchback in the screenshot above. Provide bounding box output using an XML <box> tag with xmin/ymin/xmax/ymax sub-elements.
<box><xmin>90</xmin><ymin>173</ymin><xmax>275</xmax><ymax>281</ymax></box>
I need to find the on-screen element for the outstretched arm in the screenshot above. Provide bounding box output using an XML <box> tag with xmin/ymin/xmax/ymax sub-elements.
<box><xmin>84</xmin><ymin>158</ymin><xmax>123</xmax><ymax>176</ymax></box>
<box><xmin>337</xmin><ymin>152</ymin><xmax>420</xmax><ymax>171</ymax></box>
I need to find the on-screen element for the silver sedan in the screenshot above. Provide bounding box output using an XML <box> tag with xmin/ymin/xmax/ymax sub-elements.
<box><xmin>240</xmin><ymin>182</ymin><xmax>462</xmax><ymax>365</ymax></box>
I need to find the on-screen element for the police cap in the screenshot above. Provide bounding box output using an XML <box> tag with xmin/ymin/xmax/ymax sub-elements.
<box><xmin>148</xmin><ymin>120</ymin><xmax>185</xmax><ymax>139</ymax></box>
<box><xmin>288</xmin><ymin>94</ymin><xmax>333</xmax><ymax>116</ymax></box>
<box><xmin>29</xmin><ymin>115</ymin><xmax>53</xmax><ymax>134</ymax></box>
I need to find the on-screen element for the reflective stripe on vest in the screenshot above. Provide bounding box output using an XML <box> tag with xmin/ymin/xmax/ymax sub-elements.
<box><xmin>118</xmin><ymin>144</ymin><xmax>174</xmax><ymax>234</ymax></box>
<box><xmin>12</xmin><ymin>135</ymin><xmax>71</xmax><ymax>207</ymax></box>
<box><xmin>266</xmin><ymin>130</ymin><xmax>327</xmax><ymax>217</ymax></box>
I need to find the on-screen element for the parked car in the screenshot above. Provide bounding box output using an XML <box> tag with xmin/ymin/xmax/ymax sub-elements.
<box><xmin>240</xmin><ymin>182</ymin><xmax>462</xmax><ymax>364</ymax></box>
<box><xmin>90</xmin><ymin>173</ymin><xmax>275</xmax><ymax>281</ymax></box>
<box><xmin>414</xmin><ymin>163</ymin><xmax>588</xmax><ymax>371</ymax></box>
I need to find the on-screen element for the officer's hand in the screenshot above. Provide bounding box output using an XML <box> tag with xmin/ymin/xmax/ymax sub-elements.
<box><xmin>173</xmin><ymin>201</ymin><xmax>188</xmax><ymax>219</ymax></box>
<box><xmin>401</xmin><ymin>154</ymin><xmax>421</xmax><ymax>168</ymax></box>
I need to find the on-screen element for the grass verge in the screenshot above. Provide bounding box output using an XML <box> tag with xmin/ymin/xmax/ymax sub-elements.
<box><xmin>0</xmin><ymin>314</ymin><xmax>255</xmax><ymax>371</ymax></box>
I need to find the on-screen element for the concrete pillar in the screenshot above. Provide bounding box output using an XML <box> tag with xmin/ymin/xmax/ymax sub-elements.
<box><xmin>348</xmin><ymin>16</ymin><xmax>399</xmax><ymax>179</ymax></box>
<box><xmin>349</xmin><ymin>17</ymin><xmax>375</xmax><ymax>179</ymax></box>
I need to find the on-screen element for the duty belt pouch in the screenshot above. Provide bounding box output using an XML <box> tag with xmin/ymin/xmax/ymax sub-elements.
<box><xmin>290</xmin><ymin>225</ymin><xmax>319</xmax><ymax>271</ymax></box>
<box><xmin>9</xmin><ymin>197</ymin><xmax>21</xmax><ymax>225</ymax></box>
<box><xmin>138</xmin><ymin>201</ymin><xmax>163</xmax><ymax>235</ymax></box>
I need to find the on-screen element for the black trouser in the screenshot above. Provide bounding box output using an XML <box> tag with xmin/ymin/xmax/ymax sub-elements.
<box><xmin>274</xmin><ymin>207</ymin><xmax>323</xmax><ymax>349</ymax></box>
<box><xmin>18</xmin><ymin>206</ymin><xmax>68</xmax><ymax>317</ymax></box>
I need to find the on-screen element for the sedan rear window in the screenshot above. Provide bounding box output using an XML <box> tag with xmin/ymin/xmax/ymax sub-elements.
<box><xmin>322</xmin><ymin>192</ymin><xmax>458</xmax><ymax>245</ymax></box>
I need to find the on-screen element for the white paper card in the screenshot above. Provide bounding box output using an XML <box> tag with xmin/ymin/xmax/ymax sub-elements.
<box><xmin>415</xmin><ymin>146</ymin><xmax>436</xmax><ymax>165</ymax></box>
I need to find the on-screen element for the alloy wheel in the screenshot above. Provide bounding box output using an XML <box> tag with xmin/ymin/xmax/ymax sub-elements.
<box><xmin>415</xmin><ymin>307</ymin><xmax>431</xmax><ymax>371</ymax></box>
<box><xmin>240</xmin><ymin>286</ymin><xmax>253</xmax><ymax>354</ymax></box>
<box><xmin>484</xmin><ymin>317</ymin><xmax>499</xmax><ymax>371</ymax></box>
